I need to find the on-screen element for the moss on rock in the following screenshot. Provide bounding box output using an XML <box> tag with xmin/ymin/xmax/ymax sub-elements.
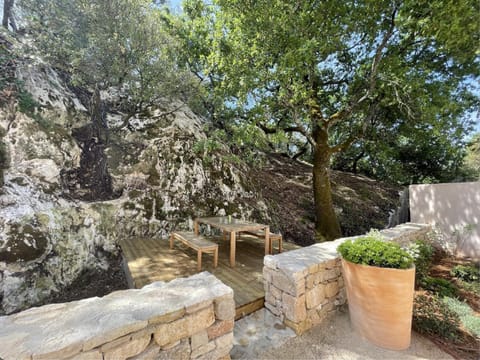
<box><xmin>0</xmin><ymin>224</ymin><xmax>49</xmax><ymax>263</ymax></box>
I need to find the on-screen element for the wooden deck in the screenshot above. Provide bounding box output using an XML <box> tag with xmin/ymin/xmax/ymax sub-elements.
<box><xmin>120</xmin><ymin>235</ymin><xmax>299</xmax><ymax>319</ymax></box>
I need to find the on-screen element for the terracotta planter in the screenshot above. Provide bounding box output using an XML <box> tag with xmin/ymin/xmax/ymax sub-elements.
<box><xmin>341</xmin><ymin>259</ymin><xmax>415</xmax><ymax>350</ymax></box>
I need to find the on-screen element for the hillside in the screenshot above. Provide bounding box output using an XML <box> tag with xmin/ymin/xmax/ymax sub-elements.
<box><xmin>249</xmin><ymin>153</ymin><xmax>401</xmax><ymax>246</ymax></box>
<box><xmin>0</xmin><ymin>31</ymin><xmax>401</xmax><ymax>314</ymax></box>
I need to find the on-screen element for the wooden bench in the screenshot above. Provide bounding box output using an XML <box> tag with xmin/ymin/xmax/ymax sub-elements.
<box><xmin>170</xmin><ymin>231</ymin><xmax>218</xmax><ymax>271</ymax></box>
<box><xmin>242</xmin><ymin>230</ymin><xmax>283</xmax><ymax>254</ymax></box>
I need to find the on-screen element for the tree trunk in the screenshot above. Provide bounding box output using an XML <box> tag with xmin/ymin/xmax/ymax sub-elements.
<box><xmin>2</xmin><ymin>0</ymin><xmax>16</xmax><ymax>31</ymax></box>
<box><xmin>61</xmin><ymin>87</ymin><xmax>115</xmax><ymax>201</ymax></box>
<box><xmin>312</xmin><ymin>129</ymin><xmax>342</xmax><ymax>242</ymax></box>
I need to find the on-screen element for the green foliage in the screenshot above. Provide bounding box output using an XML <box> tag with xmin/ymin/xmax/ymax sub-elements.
<box><xmin>337</xmin><ymin>231</ymin><xmax>414</xmax><ymax>269</ymax></box>
<box><xmin>180</xmin><ymin>0</ymin><xmax>479</xmax><ymax>240</ymax></box>
<box><xmin>451</xmin><ymin>264</ymin><xmax>479</xmax><ymax>283</ymax></box>
<box><xmin>192</xmin><ymin>138</ymin><xmax>222</xmax><ymax>155</ymax></box>
<box><xmin>420</xmin><ymin>276</ymin><xmax>457</xmax><ymax>298</ymax></box>
<box><xmin>0</xmin><ymin>126</ymin><xmax>8</xmax><ymax>186</ymax></box>
<box><xmin>413</xmin><ymin>294</ymin><xmax>462</xmax><ymax>341</ymax></box>
<box><xmin>406</xmin><ymin>239</ymin><xmax>434</xmax><ymax>283</ymax></box>
<box><xmin>460</xmin><ymin>133</ymin><xmax>480</xmax><ymax>181</ymax></box>
<box><xmin>16</xmin><ymin>81</ymin><xmax>39</xmax><ymax>116</ymax></box>
<box><xmin>443</xmin><ymin>297</ymin><xmax>480</xmax><ymax>338</ymax></box>
<box><xmin>458</xmin><ymin>280</ymin><xmax>480</xmax><ymax>296</ymax></box>
<box><xmin>21</xmin><ymin>0</ymin><xmax>198</xmax><ymax>120</ymax></box>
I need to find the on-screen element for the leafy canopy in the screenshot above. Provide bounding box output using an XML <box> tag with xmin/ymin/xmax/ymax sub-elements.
<box><xmin>21</xmin><ymin>0</ymin><xmax>197</xmax><ymax>116</ymax></box>
<box><xmin>186</xmin><ymin>0</ymin><xmax>479</xmax><ymax>178</ymax></box>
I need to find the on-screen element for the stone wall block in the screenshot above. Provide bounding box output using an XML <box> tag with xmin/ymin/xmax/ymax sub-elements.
<box><xmin>83</xmin><ymin>320</ymin><xmax>148</xmax><ymax>351</ymax></box>
<box><xmin>100</xmin><ymin>333</ymin><xmax>131</xmax><ymax>352</ymax></box>
<box><xmin>263</xmin><ymin>267</ymin><xmax>275</xmax><ymax>283</ymax></box>
<box><xmin>305</xmin><ymin>284</ymin><xmax>326</xmax><ymax>309</ymax></box>
<box><xmin>190</xmin><ymin>341</ymin><xmax>216</xmax><ymax>359</ymax></box>
<box><xmin>264</xmin><ymin>255</ymin><xmax>277</xmax><ymax>270</ymax></box>
<box><xmin>68</xmin><ymin>350</ymin><xmax>103</xmax><ymax>360</ymax></box>
<box><xmin>190</xmin><ymin>330</ymin><xmax>209</xmax><ymax>350</ymax></box>
<box><xmin>33</xmin><ymin>342</ymin><xmax>83</xmax><ymax>360</ymax></box>
<box><xmin>308</xmin><ymin>264</ymin><xmax>319</xmax><ymax>274</ymax></box>
<box><xmin>270</xmin><ymin>284</ymin><xmax>282</xmax><ymax>300</ymax></box>
<box><xmin>323</xmin><ymin>269</ymin><xmax>337</xmax><ymax>281</ymax></box>
<box><xmin>186</xmin><ymin>300</ymin><xmax>212</xmax><ymax>314</ymax></box>
<box><xmin>265</xmin><ymin>291</ymin><xmax>277</xmax><ymax>306</ymax></box>
<box><xmin>324</xmin><ymin>259</ymin><xmax>337</xmax><ymax>269</ymax></box>
<box><xmin>156</xmin><ymin>339</ymin><xmax>191</xmax><ymax>360</ymax></box>
<box><xmin>214</xmin><ymin>295</ymin><xmax>235</xmax><ymax>321</ymax></box>
<box><xmin>214</xmin><ymin>332</ymin><xmax>234</xmax><ymax>351</ymax></box>
<box><xmin>161</xmin><ymin>340</ymin><xmax>181</xmax><ymax>350</ymax></box>
<box><xmin>149</xmin><ymin>308</ymin><xmax>186</xmax><ymax>325</ymax></box>
<box><xmin>195</xmin><ymin>332</ymin><xmax>234</xmax><ymax>360</ymax></box>
<box><xmin>265</xmin><ymin>302</ymin><xmax>281</xmax><ymax>316</ymax></box>
<box><xmin>272</xmin><ymin>271</ymin><xmax>304</xmax><ymax>296</ymax></box>
<box><xmin>284</xmin><ymin>318</ymin><xmax>311</xmax><ymax>335</ymax></box>
<box><xmin>282</xmin><ymin>293</ymin><xmax>306</xmax><ymax>323</ymax></box>
<box><xmin>325</xmin><ymin>281</ymin><xmax>339</xmax><ymax>298</ymax></box>
<box><xmin>103</xmin><ymin>334</ymin><xmax>151</xmax><ymax>360</ymax></box>
<box><xmin>129</xmin><ymin>342</ymin><xmax>160</xmax><ymax>360</ymax></box>
<box><xmin>307</xmin><ymin>309</ymin><xmax>322</xmax><ymax>327</ymax></box>
<box><xmin>207</xmin><ymin>320</ymin><xmax>234</xmax><ymax>340</ymax></box>
<box><xmin>154</xmin><ymin>307</ymin><xmax>215</xmax><ymax>347</ymax></box>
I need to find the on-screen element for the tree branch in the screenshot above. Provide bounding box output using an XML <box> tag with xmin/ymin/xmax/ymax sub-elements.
<box><xmin>326</xmin><ymin>5</ymin><xmax>398</xmax><ymax>128</ymax></box>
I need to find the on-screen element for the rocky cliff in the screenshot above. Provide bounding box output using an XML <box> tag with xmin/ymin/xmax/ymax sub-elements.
<box><xmin>0</xmin><ymin>32</ymin><xmax>264</xmax><ymax>314</ymax></box>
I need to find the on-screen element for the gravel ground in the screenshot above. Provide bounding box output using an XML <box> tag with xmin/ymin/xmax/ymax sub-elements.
<box><xmin>235</xmin><ymin>309</ymin><xmax>453</xmax><ymax>360</ymax></box>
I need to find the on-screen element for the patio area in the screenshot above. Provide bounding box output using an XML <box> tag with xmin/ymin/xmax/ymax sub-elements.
<box><xmin>119</xmin><ymin>234</ymin><xmax>300</xmax><ymax>319</ymax></box>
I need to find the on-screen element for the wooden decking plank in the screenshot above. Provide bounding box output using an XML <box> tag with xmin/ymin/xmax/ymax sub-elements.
<box><xmin>119</xmin><ymin>235</ymin><xmax>299</xmax><ymax>318</ymax></box>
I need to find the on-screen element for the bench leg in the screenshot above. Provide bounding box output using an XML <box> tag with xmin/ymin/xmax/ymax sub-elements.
<box><xmin>213</xmin><ymin>248</ymin><xmax>218</xmax><ymax>268</ymax></box>
<box><xmin>169</xmin><ymin>234</ymin><xmax>174</xmax><ymax>249</ymax></box>
<box><xmin>264</xmin><ymin>226</ymin><xmax>270</xmax><ymax>256</ymax></box>
<box><xmin>197</xmin><ymin>250</ymin><xmax>202</xmax><ymax>272</ymax></box>
<box><xmin>278</xmin><ymin>237</ymin><xmax>283</xmax><ymax>253</ymax></box>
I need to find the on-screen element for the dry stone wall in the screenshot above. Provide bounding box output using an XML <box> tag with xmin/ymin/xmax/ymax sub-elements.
<box><xmin>263</xmin><ymin>222</ymin><xmax>430</xmax><ymax>334</ymax></box>
<box><xmin>0</xmin><ymin>272</ymin><xmax>235</xmax><ymax>360</ymax></box>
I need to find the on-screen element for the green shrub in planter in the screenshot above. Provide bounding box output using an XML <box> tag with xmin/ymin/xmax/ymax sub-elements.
<box><xmin>338</xmin><ymin>234</ymin><xmax>414</xmax><ymax>269</ymax></box>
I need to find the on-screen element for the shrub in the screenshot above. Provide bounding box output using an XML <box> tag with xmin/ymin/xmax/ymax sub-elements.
<box><xmin>458</xmin><ymin>280</ymin><xmax>480</xmax><ymax>296</ymax></box>
<box><xmin>421</xmin><ymin>276</ymin><xmax>457</xmax><ymax>298</ymax></box>
<box><xmin>337</xmin><ymin>231</ymin><xmax>414</xmax><ymax>269</ymax></box>
<box><xmin>443</xmin><ymin>297</ymin><xmax>480</xmax><ymax>338</ymax></box>
<box><xmin>406</xmin><ymin>239</ymin><xmax>434</xmax><ymax>281</ymax></box>
<box><xmin>451</xmin><ymin>264</ymin><xmax>479</xmax><ymax>283</ymax></box>
<box><xmin>413</xmin><ymin>293</ymin><xmax>461</xmax><ymax>341</ymax></box>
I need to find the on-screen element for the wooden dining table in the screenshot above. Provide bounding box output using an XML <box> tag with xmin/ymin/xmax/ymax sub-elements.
<box><xmin>194</xmin><ymin>216</ymin><xmax>270</xmax><ymax>267</ymax></box>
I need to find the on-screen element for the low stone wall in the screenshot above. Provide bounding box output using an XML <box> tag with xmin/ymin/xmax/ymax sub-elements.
<box><xmin>0</xmin><ymin>272</ymin><xmax>235</xmax><ymax>360</ymax></box>
<box><xmin>263</xmin><ymin>222</ymin><xmax>430</xmax><ymax>334</ymax></box>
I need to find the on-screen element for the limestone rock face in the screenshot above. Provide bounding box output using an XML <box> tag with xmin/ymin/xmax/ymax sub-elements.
<box><xmin>0</xmin><ymin>43</ymin><xmax>262</xmax><ymax>314</ymax></box>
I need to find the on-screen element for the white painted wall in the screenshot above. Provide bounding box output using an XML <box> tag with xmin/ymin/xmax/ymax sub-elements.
<box><xmin>410</xmin><ymin>182</ymin><xmax>480</xmax><ymax>259</ymax></box>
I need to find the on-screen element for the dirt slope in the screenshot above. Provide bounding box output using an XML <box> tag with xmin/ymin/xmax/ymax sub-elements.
<box><xmin>250</xmin><ymin>153</ymin><xmax>402</xmax><ymax>246</ymax></box>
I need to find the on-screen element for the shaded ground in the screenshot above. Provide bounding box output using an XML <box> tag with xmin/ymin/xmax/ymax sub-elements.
<box><xmin>415</xmin><ymin>253</ymin><xmax>480</xmax><ymax>360</ymax></box>
<box><xmin>429</xmin><ymin>254</ymin><xmax>480</xmax><ymax>312</ymax></box>
<box><xmin>38</xmin><ymin>250</ymin><xmax>128</xmax><ymax>306</ymax></box>
<box><xmin>255</xmin><ymin>310</ymin><xmax>452</xmax><ymax>360</ymax></box>
<box><xmin>251</xmin><ymin>153</ymin><xmax>401</xmax><ymax>246</ymax></box>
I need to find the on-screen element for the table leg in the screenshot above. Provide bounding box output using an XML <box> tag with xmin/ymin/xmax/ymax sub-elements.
<box><xmin>230</xmin><ymin>231</ymin><xmax>236</xmax><ymax>267</ymax></box>
<box><xmin>194</xmin><ymin>220</ymin><xmax>199</xmax><ymax>235</ymax></box>
<box><xmin>264</xmin><ymin>226</ymin><xmax>270</xmax><ymax>255</ymax></box>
